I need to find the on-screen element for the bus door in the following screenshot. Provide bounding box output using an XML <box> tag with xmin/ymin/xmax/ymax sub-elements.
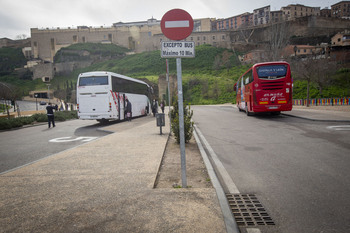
<box><xmin>123</xmin><ymin>93</ymin><xmax>126</xmax><ymax>120</ymax></box>
<box><xmin>240</xmin><ymin>77</ymin><xmax>245</xmax><ymax>110</ymax></box>
<box><xmin>117</xmin><ymin>93</ymin><xmax>121</xmax><ymax>120</ymax></box>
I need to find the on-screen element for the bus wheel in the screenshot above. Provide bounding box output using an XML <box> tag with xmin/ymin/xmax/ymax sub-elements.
<box><xmin>246</xmin><ymin>107</ymin><xmax>252</xmax><ymax>116</ymax></box>
<box><xmin>97</xmin><ymin>119</ymin><xmax>109</xmax><ymax>124</ymax></box>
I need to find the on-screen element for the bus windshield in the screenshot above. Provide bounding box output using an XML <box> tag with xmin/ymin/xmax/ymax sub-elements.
<box><xmin>79</xmin><ymin>76</ymin><xmax>108</xmax><ymax>86</ymax></box>
<box><xmin>257</xmin><ymin>65</ymin><xmax>287</xmax><ymax>80</ymax></box>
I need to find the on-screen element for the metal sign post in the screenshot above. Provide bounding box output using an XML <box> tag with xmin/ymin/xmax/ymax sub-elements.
<box><xmin>161</xmin><ymin>8</ymin><xmax>194</xmax><ymax>188</ymax></box>
<box><xmin>176</xmin><ymin>57</ymin><xmax>187</xmax><ymax>188</ymax></box>
<box><xmin>166</xmin><ymin>59</ymin><xmax>172</xmax><ymax>135</ymax></box>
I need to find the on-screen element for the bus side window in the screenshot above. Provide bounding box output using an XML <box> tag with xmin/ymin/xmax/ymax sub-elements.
<box><xmin>249</xmin><ymin>70</ymin><xmax>254</xmax><ymax>83</ymax></box>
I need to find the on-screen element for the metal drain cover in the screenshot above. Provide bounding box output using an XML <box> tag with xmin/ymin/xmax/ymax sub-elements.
<box><xmin>226</xmin><ymin>194</ymin><xmax>275</xmax><ymax>227</ymax></box>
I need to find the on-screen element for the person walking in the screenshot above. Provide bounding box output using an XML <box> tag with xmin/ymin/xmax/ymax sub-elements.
<box><xmin>160</xmin><ymin>100</ymin><xmax>165</xmax><ymax>113</ymax></box>
<box><xmin>46</xmin><ymin>103</ymin><xmax>57</xmax><ymax>128</ymax></box>
<box><xmin>152</xmin><ymin>99</ymin><xmax>158</xmax><ymax>117</ymax></box>
<box><xmin>125</xmin><ymin>99</ymin><xmax>132</xmax><ymax>121</ymax></box>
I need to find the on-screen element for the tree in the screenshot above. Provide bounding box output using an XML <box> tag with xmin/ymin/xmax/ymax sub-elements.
<box><xmin>266</xmin><ymin>21</ymin><xmax>289</xmax><ymax>61</ymax></box>
<box><xmin>291</xmin><ymin>57</ymin><xmax>338</xmax><ymax>106</ymax></box>
<box><xmin>0</xmin><ymin>82</ymin><xmax>20</xmax><ymax>118</ymax></box>
<box><xmin>16</xmin><ymin>34</ymin><xmax>28</xmax><ymax>40</ymax></box>
<box><xmin>313</xmin><ymin>59</ymin><xmax>337</xmax><ymax>97</ymax></box>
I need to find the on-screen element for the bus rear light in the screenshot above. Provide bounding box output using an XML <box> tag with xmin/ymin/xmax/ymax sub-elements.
<box><xmin>278</xmin><ymin>100</ymin><xmax>287</xmax><ymax>104</ymax></box>
<box><xmin>259</xmin><ymin>101</ymin><xmax>268</xmax><ymax>105</ymax></box>
<box><xmin>77</xmin><ymin>104</ymin><xmax>79</xmax><ymax>110</ymax></box>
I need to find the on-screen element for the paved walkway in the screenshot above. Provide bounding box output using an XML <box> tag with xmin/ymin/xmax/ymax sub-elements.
<box><xmin>0</xmin><ymin>113</ymin><xmax>227</xmax><ymax>233</ymax></box>
<box><xmin>282</xmin><ymin>105</ymin><xmax>350</xmax><ymax>122</ymax></box>
<box><xmin>0</xmin><ymin>105</ymin><xmax>349</xmax><ymax>233</ymax></box>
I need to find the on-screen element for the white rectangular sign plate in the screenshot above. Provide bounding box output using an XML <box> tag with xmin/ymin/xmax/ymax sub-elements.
<box><xmin>161</xmin><ymin>41</ymin><xmax>195</xmax><ymax>58</ymax></box>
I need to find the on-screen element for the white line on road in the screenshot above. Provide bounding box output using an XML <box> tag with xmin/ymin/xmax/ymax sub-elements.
<box><xmin>326</xmin><ymin>125</ymin><xmax>350</xmax><ymax>131</ymax></box>
<box><xmin>49</xmin><ymin>136</ymin><xmax>98</xmax><ymax>143</ymax></box>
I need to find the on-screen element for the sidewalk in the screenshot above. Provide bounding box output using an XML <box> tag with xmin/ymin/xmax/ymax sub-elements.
<box><xmin>0</xmin><ymin>113</ymin><xmax>227</xmax><ymax>233</ymax></box>
<box><xmin>1</xmin><ymin>105</ymin><xmax>349</xmax><ymax>233</ymax></box>
<box><xmin>282</xmin><ymin>105</ymin><xmax>350</xmax><ymax>122</ymax></box>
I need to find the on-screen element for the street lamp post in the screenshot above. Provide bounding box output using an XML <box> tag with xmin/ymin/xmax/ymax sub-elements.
<box><xmin>34</xmin><ymin>94</ymin><xmax>38</xmax><ymax>111</ymax></box>
<box><xmin>47</xmin><ymin>84</ymin><xmax>51</xmax><ymax>103</ymax></box>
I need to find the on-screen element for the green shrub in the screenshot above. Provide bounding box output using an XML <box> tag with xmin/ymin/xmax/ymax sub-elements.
<box><xmin>54</xmin><ymin>110</ymin><xmax>78</xmax><ymax>121</ymax></box>
<box><xmin>11</xmin><ymin>118</ymin><xmax>24</xmax><ymax>128</ymax></box>
<box><xmin>0</xmin><ymin>118</ymin><xmax>11</xmax><ymax>130</ymax></box>
<box><xmin>0</xmin><ymin>111</ymin><xmax>79</xmax><ymax>130</ymax></box>
<box><xmin>19</xmin><ymin>116</ymin><xmax>35</xmax><ymax>125</ymax></box>
<box><xmin>32</xmin><ymin>113</ymin><xmax>48</xmax><ymax>122</ymax></box>
<box><xmin>170</xmin><ymin>97</ymin><xmax>194</xmax><ymax>144</ymax></box>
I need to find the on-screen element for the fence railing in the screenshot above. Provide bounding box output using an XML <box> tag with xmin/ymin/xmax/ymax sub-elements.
<box><xmin>293</xmin><ymin>97</ymin><xmax>350</xmax><ymax>106</ymax></box>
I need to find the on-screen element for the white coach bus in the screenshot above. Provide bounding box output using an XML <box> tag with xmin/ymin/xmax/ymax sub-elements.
<box><xmin>77</xmin><ymin>71</ymin><xmax>151</xmax><ymax>122</ymax></box>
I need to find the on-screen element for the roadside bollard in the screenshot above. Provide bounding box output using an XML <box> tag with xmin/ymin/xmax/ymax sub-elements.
<box><xmin>156</xmin><ymin>113</ymin><xmax>165</xmax><ymax>135</ymax></box>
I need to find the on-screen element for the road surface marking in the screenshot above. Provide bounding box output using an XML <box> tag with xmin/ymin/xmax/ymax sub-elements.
<box><xmin>326</xmin><ymin>125</ymin><xmax>350</xmax><ymax>131</ymax></box>
<box><xmin>49</xmin><ymin>136</ymin><xmax>98</xmax><ymax>143</ymax></box>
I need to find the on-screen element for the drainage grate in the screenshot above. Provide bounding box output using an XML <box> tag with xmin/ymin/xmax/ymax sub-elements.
<box><xmin>226</xmin><ymin>194</ymin><xmax>275</xmax><ymax>227</ymax></box>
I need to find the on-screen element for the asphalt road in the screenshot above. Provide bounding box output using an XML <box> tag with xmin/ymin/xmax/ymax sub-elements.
<box><xmin>192</xmin><ymin>105</ymin><xmax>350</xmax><ymax>233</ymax></box>
<box><xmin>0</xmin><ymin>119</ymin><xmax>112</xmax><ymax>174</ymax></box>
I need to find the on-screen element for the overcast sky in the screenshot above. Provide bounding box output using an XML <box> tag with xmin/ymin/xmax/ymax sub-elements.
<box><xmin>0</xmin><ymin>0</ymin><xmax>337</xmax><ymax>40</ymax></box>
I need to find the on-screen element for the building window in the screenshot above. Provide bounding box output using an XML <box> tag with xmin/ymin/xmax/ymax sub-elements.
<box><xmin>213</xmin><ymin>36</ymin><xmax>216</xmax><ymax>40</ymax></box>
<box><xmin>203</xmin><ymin>36</ymin><xmax>206</xmax><ymax>40</ymax></box>
<box><xmin>222</xmin><ymin>35</ymin><xmax>225</xmax><ymax>40</ymax></box>
<box><xmin>197</xmin><ymin>36</ymin><xmax>200</xmax><ymax>40</ymax></box>
<box><xmin>73</xmin><ymin>35</ymin><xmax>77</xmax><ymax>42</ymax></box>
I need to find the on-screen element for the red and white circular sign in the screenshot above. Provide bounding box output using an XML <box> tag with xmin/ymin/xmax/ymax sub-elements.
<box><xmin>161</xmin><ymin>9</ymin><xmax>194</xmax><ymax>41</ymax></box>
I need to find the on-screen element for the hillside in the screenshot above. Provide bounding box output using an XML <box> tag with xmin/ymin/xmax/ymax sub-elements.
<box><xmin>54</xmin><ymin>43</ymin><xmax>130</xmax><ymax>63</ymax></box>
<box><xmin>57</xmin><ymin>44</ymin><xmax>248</xmax><ymax>104</ymax></box>
<box><xmin>1</xmin><ymin>43</ymin><xmax>349</xmax><ymax>105</ymax></box>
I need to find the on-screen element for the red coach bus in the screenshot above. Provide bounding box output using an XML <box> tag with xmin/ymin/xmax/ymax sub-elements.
<box><xmin>234</xmin><ymin>61</ymin><xmax>293</xmax><ymax>116</ymax></box>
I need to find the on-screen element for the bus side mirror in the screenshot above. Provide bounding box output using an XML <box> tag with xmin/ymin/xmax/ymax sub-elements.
<box><xmin>233</xmin><ymin>84</ymin><xmax>237</xmax><ymax>92</ymax></box>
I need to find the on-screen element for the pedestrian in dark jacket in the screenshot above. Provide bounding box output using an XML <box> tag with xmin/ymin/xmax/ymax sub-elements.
<box><xmin>152</xmin><ymin>99</ymin><xmax>158</xmax><ymax>117</ymax></box>
<box><xmin>46</xmin><ymin>103</ymin><xmax>57</xmax><ymax>128</ymax></box>
<box><xmin>160</xmin><ymin>100</ymin><xmax>165</xmax><ymax>113</ymax></box>
<box><xmin>125</xmin><ymin>99</ymin><xmax>132</xmax><ymax>121</ymax></box>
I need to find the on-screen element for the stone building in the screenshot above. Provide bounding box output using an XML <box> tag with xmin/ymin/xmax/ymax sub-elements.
<box><xmin>216</xmin><ymin>13</ymin><xmax>253</xmax><ymax>31</ymax></box>
<box><xmin>30</xmin><ymin>18</ymin><xmax>214</xmax><ymax>63</ymax></box>
<box><xmin>31</xmin><ymin>23</ymin><xmax>162</xmax><ymax>62</ymax></box>
<box><xmin>253</xmin><ymin>6</ymin><xmax>271</xmax><ymax>26</ymax></box>
<box><xmin>331</xmin><ymin>1</ymin><xmax>350</xmax><ymax>19</ymax></box>
<box><xmin>281</xmin><ymin>4</ymin><xmax>321</xmax><ymax>21</ymax></box>
<box><xmin>332</xmin><ymin>30</ymin><xmax>350</xmax><ymax>46</ymax></box>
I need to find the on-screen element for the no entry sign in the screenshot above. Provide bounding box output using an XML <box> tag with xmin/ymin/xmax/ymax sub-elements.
<box><xmin>161</xmin><ymin>9</ymin><xmax>194</xmax><ymax>41</ymax></box>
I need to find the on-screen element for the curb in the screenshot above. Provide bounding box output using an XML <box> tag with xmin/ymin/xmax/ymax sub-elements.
<box><xmin>281</xmin><ymin>113</ymin><xmax>350</xmax><ymax>123</ymax></box>
<box><xmin>194</xmin><ymin>125</ymin><xmax>240</xmax><ymax>233</ymax></box>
